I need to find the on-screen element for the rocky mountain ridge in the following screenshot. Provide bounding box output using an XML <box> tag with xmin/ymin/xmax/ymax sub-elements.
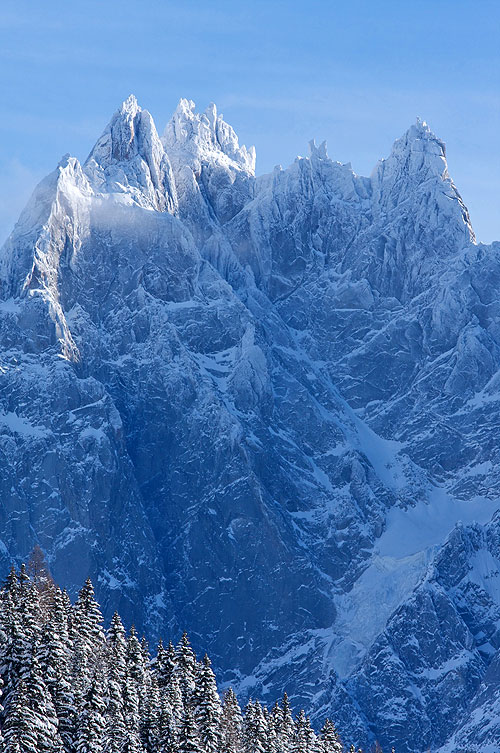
<box><xmin>0</xmin><ymin>95</ymin><xmax>499</xmax><ymax>752</ymax></box>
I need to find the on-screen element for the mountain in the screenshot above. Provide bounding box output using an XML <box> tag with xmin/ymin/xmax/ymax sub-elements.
<box><xmin>1</xmin><ymin>94</ymin><xmax>499</xmax><ymax>752</ymax></box>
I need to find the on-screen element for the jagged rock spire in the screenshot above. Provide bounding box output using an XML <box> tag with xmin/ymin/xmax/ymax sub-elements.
<box><xmin>370</xmin><ymin>117</ymin><xmax>475</xmax><ymax>244</ymax></box>
<box><xmin>163</xmin><ymin>98</ymin><xmax>256</xmax><ymax>175</ymax></box>
<box><xmin>84</xmin><ymin>95</ymin><xmax>177</xmax><ymax>212</ymax></box>
<box><xmin>308</xmin><ymin>139</ymin><xmax>328</xmax><ymax>159</ymax></box>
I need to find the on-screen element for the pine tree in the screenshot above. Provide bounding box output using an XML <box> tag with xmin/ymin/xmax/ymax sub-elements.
<box><xmin>319</xmin><ymin>719</ymin><xmax>343</xmax><ymax>753</ymax></box>
<box><xmin>194</xmin><ymin>654</ymin><xmax>222</xmax><ymax>753</ymax></box>
<box><xmin>157</xmin><ymin>697</ymin><xmax>178</xmax><ymax>753</ymax></box>
<box><xmin>72</xmin><ymin>579</ymin><xmax>105</xmax><ymax>693</ymax></box>
<box><xmin>277</xmin><ymin>692</ymin><xmax>295</xmax><ymax>753</ymax></box>
<box><xmin>76</xmin><ymin>673</ymin><xmax>106</xmax><ymax>753</ymax></box>
<box><xmin>292</xmin><ymin>710</ymin><xmax>308</xmax><ymax>753</ymax></box>
<box><xmin>18</xmin><ymin>565</ymin><xmax>30</xmax><ymax>593</ymax></box>
<box><xmin>126</xmin><ymin>624</ymin><xmax>149</xmax><ymax>740</ymax></box>
<box><xmin>60</xmin><ymin>590</ymin><xmax>73</xmax><ymax>635</ymax></box>
<box><xmin>24</xmin><ymin>652</ymin><xmax>62</xmax><ymax>753</ymax></box>
<box><xmin>221</xmin><ymin>688</ymin><xmax>243</xmax><ymax>753</ymax></box>
<box><xmin>73</xmin><ymin>579</ymin><xmax>105</xmax><ymax>651</ymax></box>
<box><xmin>141</xmin><ymin>678</ymin><xmax>161</xmax><ymax>753</ymax></box>
<box><xmin>0</xmin><ymin>592</ymin><xmax>28</xmax><ymax>709</ymax></box>
<box><xmin>20</xmin><ymin>585</ymin><xmax>41</xmax><ymax>666</ymax></box>
<box><xmin>39</xmin><ymin>597</ymin><xmax>71</xmax><ymax>698</ymax></box>
<box><xmin>2</xmin><ymin>566</ymin><xmax>19</xmax><ymax>600</ymax></box>
<box><xmin>263</xmin><ymin>704</ymin><xmax>278</xmax><ymax>753</ymax></box>
<box><xmin>269</xmin><ymin>700</ymin><xmax>282</xmax><ymax>749</ymax></box>
<box><xmin>155</xmin><ymin>640</ymin><xmax>177</xmax><ymax>688</ymax></box>
<box><xmin>39</xmin><ymin>588</ymin><xmax>75</xmax><ymax>752</ymax></box>
<box><xmin>127</xmin><ymin>626</ymin><xmax>148</xmax><ymax>686</ymax></box>
<box><xmin>104</xmin><ymin>613</ymin><xmax>128</xmax><ymax>753</ymax></box>
<box><xmin>178</xmin><ymin>708</ymin><xmax>202</xmax><ymax>753</ymax></box>
<box><xmin>243</xmin><ymin>700</ymin><xmax>267</xmax><ymax>753</ymax></box>
<box><xmin>165</xmin><ymin>673</ymin><xmax>184</xmax><ymax>729</ymax></box>
<box><xmin>107</xmin><ymin>613</ymin><xmax>127</xmax><ymax>681</ymax></box>
<box><xmin>174</xmin><ymin>633</ymin><xmax>197</xmax><ymax>708</ymax></box>
<box><xmin>3</xmin><ymin>681</ymin><xmax>38</xmax><ymax>753</ymax></box>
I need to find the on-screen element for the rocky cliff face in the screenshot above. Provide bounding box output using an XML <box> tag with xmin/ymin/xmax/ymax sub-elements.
<box><xmin>0</xmin><ymin>95</ymin><xmax>499</xmax><ymax>751</ymax></box>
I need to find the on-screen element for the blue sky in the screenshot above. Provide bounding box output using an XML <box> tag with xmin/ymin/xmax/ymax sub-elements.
<box><xmin>0</xmin><ymin>0</ymin><xmax>498</xmax><ymax>243</ymax></box>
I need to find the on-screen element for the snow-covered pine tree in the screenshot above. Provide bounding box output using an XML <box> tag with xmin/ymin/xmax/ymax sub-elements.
<box><xmin>127</xmin><ymin>626</ymin><xmax>148</xmax><ymax>688</ymax></box>
<box><xmin>155</xmin><ymin>639</ymin><xmax>177</xmax><ymax>688</ymax></box>
<box><xmin>174</xmin><ymin>632</ymin><xmax>197</xmax><ymax>708</ymax></box>
<box><xmin>45</xmin><ymin>588</ymin><xmax>75</xmax><ymax>752</ymax></box>
<box><xmin>194</xmin><ymin>654</ymin><xmax>222</xmax><ymax>753</ymax></box>
<box><xmin>318</xmin><ymin>719</ymin><xmax>343</xmax><ymax>753</ymax></box>
<box><xmin>24</xmin><ymin>652</ymin><xmax>62</xmax><ymax>753</ymax></box>
<box><xmin>20</xmin><ymin>585</ymin><xmax>41</xmax><ymax>668</ymax></box>
<box><xmin>39</xmin><ymin>590</ymin><xmax>73</xmax><ymax>726</ymax></box>
<box><xmin>178</xmin><ymin>707</ymin><xmax>202</xmax><ymax>753</ymax></box>
<box><xmin>72</xmin><ymin>579</ymin><xmax>105</xmax><ymax>689</ymax></box>
<box><xmin>269</xmin><ymin>700</ymin><xmax>282</xmax><ymax>752</ymax></box>
<box><xmin>221</xmin><ymin>688</ymin><xmax>243</xmax><ymax>753</ymax></box>
<box><xmin>277</xmin><ymin>692</ymin><xmax>295</xmax><ymax>753</ymax></box>
<box><xmin>107</xmin><ymin>613</ymin><xmax>127</xmax><ymax>680</ymax></box>
<box><xmin>243</xmin><ymin>700</ymin><xmax>267</xmax><ymax>753</ymax></box>
<box><xmin>263</xmin><ymin>704</ymin><xmax>279</xmax><ymax>753</ymax></box>
<box><xmin>292</xmin><ymin>710</ymin><xmax>310</xmax><ymax>753</ymax></box>
<box><xmin>165</xmin><ymin>672</ymin><xmax>184</xmax><ymax>729</ymax></box>
<box><xmin>123</xmin><ymin>626</ymin><xmax>145</xmax><ymax>751</ymax></box>
<box><xmin>2</xmin><ymin>566</ymin><xmax>19</xmax><ymax>599</ymax></box>
<box><xmin>76</xmin><ymin>673</ymin><xmax>106</xmax><ymax>753</ymax></box>
<box><xmin>0</xmin><ymin>592</ymin><xmax>28</xmax><ymax>710</ymax></box>
<box><xmin>305</xmin><ymin>715</ymin><xmax>317</xmax><ymax>753</ymax></box>
<box><xmin>139</xmin><ymin>676</ymin><xmax>160</xmax><ymax>753</ymax></box>
<box><xmin>3</xmin><ymin>680</ymin><xmax>38</xmax><ymax>753</ymax></box>
<box><xmin>104</xmin><ymin>613</ymin><xmax>128</xmax><ymax>753</ymax></box>
<box><xmin>156</xmin><ymin>696</ymin><xmax>178</xmax><ymax>753</ymax></box>
<box><xmin>17</xmin><ymin>565</ymin><xmax>30</xmax><ymax>594</ymax></box>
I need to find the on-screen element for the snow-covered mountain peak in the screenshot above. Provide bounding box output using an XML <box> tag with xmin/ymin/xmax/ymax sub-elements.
<box><xmin>83</xmin><ymin>95</ymin><xmax>177</xmax><ymax>212</ymax></box>
<box><xmin>372</xmin><ymin>117</ymin><xmax>448</xmax><ymax>184</ymax></box>
<box><xmin>0</xmin><ymin>154</ymin><xmax>92</xmax><ymax>301</ymax></box>
<box><xmin>85</xmin><ymin>94</ymin><xmax>146</xmax><ymax>166</ymax></box>
<box><xmin>308</xmin><ymin>138</ymin><xmax>329</xmax><ymax>160</ymax></box>
<box><xmin>391</xmin><ymin>117</ymin><xmax>447</xmax><ymax>169</ymax></box>
<box><xmin>119</xmin><ymin>92</ymin><xmax>140</xmax><ymax>116</ymax></box>
<box><xmin>163</xmin><ymin>97</ymin><xmax>256</xmax><ymax>175</ymax></box>
<box><xmin>368</xmin><ymin>117</ymin><xmax>475</xmax><ymax>248</ymax></box>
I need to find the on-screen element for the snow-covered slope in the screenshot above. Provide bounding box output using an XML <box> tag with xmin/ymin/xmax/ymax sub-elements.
<box><xmin>0</xmin><ymin>96</ymin><xmax>499</xmax><ymax>752</ymax></box>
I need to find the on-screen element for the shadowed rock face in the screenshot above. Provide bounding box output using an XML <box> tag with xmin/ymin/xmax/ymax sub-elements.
<box><xmin>0</xmin><ymin>97</ymin><xmax>499</xmax><ymax>752</ymax></box>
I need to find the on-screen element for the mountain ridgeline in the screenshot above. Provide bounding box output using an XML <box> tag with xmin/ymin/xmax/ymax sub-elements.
<box><xmin>0</xmin><ymin>95</ymin><xmax>500</xmax><ymax>752</ymax></box>
<box><xmin>0</xmin><ymin>563</ymin><xmax>356</xmax><ymax>753</ymax></box>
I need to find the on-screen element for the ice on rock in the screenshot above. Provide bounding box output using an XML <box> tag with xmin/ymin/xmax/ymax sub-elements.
<box><xmin>371</xmin><ymin>118</ymin><xmax>474</xmax><ymax>246</ymax></box>
<box><xmin>161</xmin><ymin>98</ymin><xmax>256</xmax><ymax>232</ymax></box>
<box><xmin>163</xmin><ymin>97</ymin><xmax>255</xmax><ymax>174</ymax></box>
<box><xmin>84</xmin><ymin>94</ymin><xmax>177</xmax><ymax>212</ymax></box>
<box><xmin>308</xmin><ymin>138</ymin><xmax>328</xmax><ymax>159</ymax></box>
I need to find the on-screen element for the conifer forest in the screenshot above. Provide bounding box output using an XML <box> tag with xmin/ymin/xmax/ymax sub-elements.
<box><xmin>0</xmin><ymin>557</ymin><xmax>377</xmax><ymax>753</ymax></box>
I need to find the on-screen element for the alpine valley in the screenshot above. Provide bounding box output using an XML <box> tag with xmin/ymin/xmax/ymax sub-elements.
<box><xmin>1</xmin><ymin>95</ymin><xmax>499</xmax><ymax>753</ymax></box>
